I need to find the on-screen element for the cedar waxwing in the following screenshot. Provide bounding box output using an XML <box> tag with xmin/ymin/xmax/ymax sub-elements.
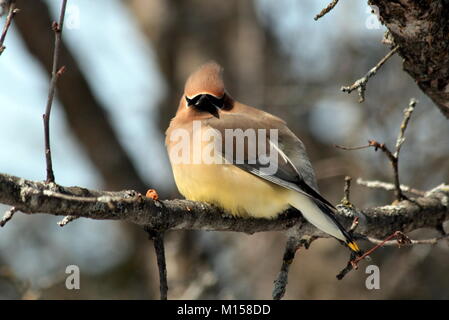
<box><xmin>166</xmin><ymin>62</ymin><xmax>360</xmax><ymax>254</ymax></box>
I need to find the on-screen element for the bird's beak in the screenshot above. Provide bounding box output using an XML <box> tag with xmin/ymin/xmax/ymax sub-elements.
<box><xmin>195</xmin><ymin>94</ymin><xmax>208</xmax><ymax>107</ymax></box>
<box><xmin>194</xmin><ymin>94</ymin><xmax>220</xmax><ymax>118</ymax></box>
<box><xmin>208</xmin><ymin>104</ymin><xmax>220</xmax><ymax>118</ymax></box>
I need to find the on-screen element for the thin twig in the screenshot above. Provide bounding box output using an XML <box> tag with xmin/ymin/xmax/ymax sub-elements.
<box><xmin>336</xmin><ymin>251</ymin><xmax>357</xmax><ymax>280</ymax></box>
<box><xmin>145</xmin><ymin>228</ymin><xmax>168</xmax><ymax>300</ymax></box>
<box><xmin>341</xmin><ymin>46</ymin><xmax>399</xmax><ymax>102</ymax></box>
<box><xmin>335</xmin><ymin>143</ymin><xmax>372</xmax><ymax>151</ymax></box>
<box><xmin>0</xmin><ymin>0</ymin><xmax>19</xmax><ymax>55</ymax></box>
<box><xmin>367</xmin><ymin>139</ymin><xmax>407</xmax><ymax>201</ymax></box>
<box><xmin>366</xmin><ymin>234</ymin><xmax>449</xmax><ymax>246</ymax></box>
<box><xmin>336</xmin><ymin>136</ymin><xmax>408</xmax><ymax>201</ymax></box>
<box><xmin>382</xmin><ymin>30</ymin><xmax>394</xmax><ymax>46</ymax></box>
<box><xmin>314</xmin><ymin>0</ymin><xmax>340</xmax><ymax>21</ymax></box>
<box><xmin>272</xmin><ymin>236</ymin><xmax>316</xmax><ymax>300</ymax></box>
<box><xmin>389</xmin><ymin>98</ymin><xmax>416</xmax><ymax>200</ymax></box>
<box><xmin>57</xmin><ymin>215</ymin><xmax>79</xmax><ymax>227</ymax></box>
<box><xmin>337</xmin><ymin>139</ymin><xmax>404</xmax><ymax>200</ymax></box>
<box><xmin>337</xmin><ymin>231</ymin><xmax>407</xmax><ymax>280</ymax></box>
<box><xmin>395</xmin><ymin>98</ymin><xmax>416</xmax><ymax>157</ymax></box>
<box><xmin>349</xmin><ymin>217</ymin><xmax>359</xmax><ymax>234</ymax></box>
<box><xmin>341</xmin><ymin>176</ymin><xmax>352</xmax><ymax>205</ymax></box>
<box><xmin>336</xmin><ymin>97</ymin><xmax>417</xmax><ymax>203</ymax></box>
<box><xmin>272</xmin><ymin>237</ymin><xmax>300</xmax><ymax>300</ymax></box>
<box><xmin>352</xmin><ymin>231</ymin><xmax>409</xmax><ymax>268</ymax></box>
<box><xmin>0</xmin><ymin>206</ymin><xmax>17</xmax><ymax>227</ymax></box>
<box><xmin>337</xmin><ymin>175</ymin><xmax>360</xmax><ymax>238</ymax></box>
<box><xmin>43</xmin><ymin>0</ymin><xmax>68</xmax><ymax>183</ymax></box>
<box><xmin>356</xmin><ymin>178</ymin><xmax>426</xmax><ymax>197</ymax></box>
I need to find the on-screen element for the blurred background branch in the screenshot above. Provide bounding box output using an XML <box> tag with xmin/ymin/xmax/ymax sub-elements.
<box><xmin>0</xmin><ymin>0</ymin><xmax>18</xmax><ymax>55</ymax></box>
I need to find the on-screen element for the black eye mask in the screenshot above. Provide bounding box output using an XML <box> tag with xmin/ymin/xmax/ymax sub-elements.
<box><xmin>186</xmin><ymin>94</ymin><xmax>225</xmax><ymax>109</ymax></box>
<box><xmin>185</xmin><ymin>94</ymin><xmax>224</xmax><ymax>118</ymax></box>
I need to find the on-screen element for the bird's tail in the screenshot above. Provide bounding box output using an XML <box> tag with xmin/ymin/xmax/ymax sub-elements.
<box><xmin>346</xmin><ymin>239</ymin><xmax>361</xmax><ymax>255</ymax></box>
<box><xmin>288</xmin><ymin>192</ymin><xmax>362</xmax><ymax>255</ymax></box>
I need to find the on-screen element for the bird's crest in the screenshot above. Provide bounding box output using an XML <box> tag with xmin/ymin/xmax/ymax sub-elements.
<box><xmin>184</xmin><ymin>61</ymin><xmax>225</xmax><ymax>99</ymax></box>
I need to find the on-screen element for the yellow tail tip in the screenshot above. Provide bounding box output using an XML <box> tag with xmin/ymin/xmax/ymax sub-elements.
<box><xmin>347</xmin><ymin>241</ymin><xmax>360</xmax><ymax>253</ymax></box>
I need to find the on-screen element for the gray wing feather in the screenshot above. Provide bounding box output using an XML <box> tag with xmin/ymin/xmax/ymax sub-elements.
<box><xmin>205</xmin><ymin>111</ymin><xmax>334</xmax><ymax>209</ymax></box>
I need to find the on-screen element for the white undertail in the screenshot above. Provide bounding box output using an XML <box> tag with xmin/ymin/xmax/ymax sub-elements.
<box><xmin>288</xmin><ymin>191</ymin><xmax>345</xmax><ymax>241</ymax></box>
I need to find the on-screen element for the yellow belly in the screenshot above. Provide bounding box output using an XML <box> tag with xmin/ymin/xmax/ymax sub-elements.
<box><xmin>171</xmin><ymin>163</ymin><xmax>291</xmax><ymax>218</ymax></box>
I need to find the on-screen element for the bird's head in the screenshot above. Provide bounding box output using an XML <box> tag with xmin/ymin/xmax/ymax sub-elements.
<box><xmin>183</xmin><ymin>61</ymin><xmax>227</xmax><ymax>118</ymax></box>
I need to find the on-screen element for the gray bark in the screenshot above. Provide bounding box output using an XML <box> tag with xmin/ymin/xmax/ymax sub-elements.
<box><xmin>370</xmin><ymin>0</ymin><xmax>449</xmax><ymax>118</ymax></box>
<box><xmin>1</xmin><ymin>173</ymin><xmax>448</xmax><ymax>239</ymax></box>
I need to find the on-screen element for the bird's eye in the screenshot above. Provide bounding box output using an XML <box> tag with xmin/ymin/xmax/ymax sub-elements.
<box><xmin>207</xmin><ymin>95</ymin><xmax>225</xmax><ymax>109</ymax></box>
<box><xmin>185</xmin><ymin>95</ymin><xmax>201</xmax><ymax>107</ymax></box>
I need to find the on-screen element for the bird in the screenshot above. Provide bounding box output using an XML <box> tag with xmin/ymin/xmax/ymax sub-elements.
<box><xmin>165</xmin><ymin>61</ymin><xmax>361</xmax><ymax>254</ymax></box>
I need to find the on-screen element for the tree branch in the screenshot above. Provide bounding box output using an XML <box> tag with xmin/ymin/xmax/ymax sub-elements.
<box><xmin>314</xmin><ymin>0</ymin><xmax>340</xmax><ymax>21</ymax></box>
<box><xmin>341</xmin><ymin>46</ymin><xmax>399</xmax><ymax>103</ymax></box>
<box><xmin>0</xmin><ymin>206</ymin><xmax>17</xmax><ymax>227</ymax></box>
<box><xmin>145</xmin><ymin>228</ymin><xmax>168</xmax><ymax>300</ymax></box>
<box><xmin>356</xmin><ymin>178</ymin><xmax>426</xmax><ymax>197</ymax></box>
<box><xmin>337</xmin><ymin>99</ymin><xmax>417</xmax><ymax>201</ymax></box>
<box><xmin>366</xmin><ymin>139</ymin><xmax>405</xmax><ymax>201</ymax></box>
<box><xmin>366</xmin><ymin>234</ymin><xmax>449</xmax><ymax>246</ymax></box>
<box><xmin>42</xmin><ymin>0</ymin><xmax>67</xmax><ymax>183</ymax></box>
<box><xmin>1</xmin><ymin>158</ymin><xmax>448</xmax><ymax>298</ymax></box>
<box><xmin>0</xmin><ymin>0</ymin><xmax>18</xmax><ymax>55</ymax></box>
<box><xmin>0</xmin><ymin>173</ymin><xmax>302</xmax><ymax>233</ymax></box>
<box><xmin>0</xmin><ymin>172</ymin><xmax>447</xmax><ymax>240</ymax></box>
<box><xmin>57</xmin><ymin>214</ymin><xmax>78</xmax><ymax>227</ymax></box>
<box><xmin>272</xmin><ymin>236</ymin><xmax>317</xmax><ymax>300</ymax></box>
<box><xmin>341</xmin><ymin>176</ymin><xmax>352</xmax><ymax>205</ymax></box>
